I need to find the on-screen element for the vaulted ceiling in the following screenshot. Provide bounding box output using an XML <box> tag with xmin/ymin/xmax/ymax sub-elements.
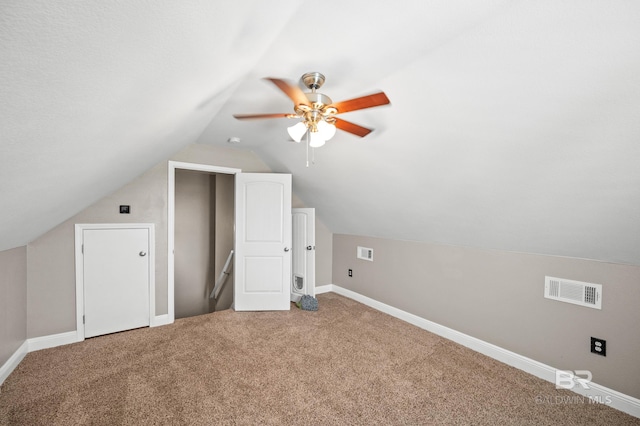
<box><xmin>1</xmin><ymin>1</ymin><xmax>639</xmax><ymax>265</ymax></box>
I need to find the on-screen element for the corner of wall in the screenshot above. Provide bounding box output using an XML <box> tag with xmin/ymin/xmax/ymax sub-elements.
<box><xmin>0</xmin><ymin>246</ymin><xmax>28</xmax><ymax>386</ymax></box>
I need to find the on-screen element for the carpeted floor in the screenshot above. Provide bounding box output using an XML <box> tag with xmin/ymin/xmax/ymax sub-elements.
<box><xmin>1</xmin><ymin>293</ymin><xmax>638</xmax><ymax>425</ymax></box>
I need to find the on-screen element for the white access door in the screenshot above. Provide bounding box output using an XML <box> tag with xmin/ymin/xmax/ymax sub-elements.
<box><xmin>235</xmin><ymin>173</ymin><xmax>292</xmax><ymax>311</ymax></box>
<box><xmin>291</xmin><ymin>208</ymin><xmax>315</xmax><ymax>301</ymax></box>
<box><xmin>83</xmin><ymin>227</ymin><xmax>150</xmax><ymax>338</ymax></box>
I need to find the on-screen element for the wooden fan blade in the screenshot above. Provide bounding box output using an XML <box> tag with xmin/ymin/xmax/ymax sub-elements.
<box><xmin>264</xmin><ymin>78</ymin><xmax>310</xmax><ymax>107</ymax></box>
<box><xmin>334</xmin><ymin>118</ymin><xmax>373</xmax><ymax>137</ymax></box>
<box><xmin>233</xmin><ymin>113</ymin><xmax>293</xmax><ymax>120</ymax></box>
<box><xmin>330</xmin><ymin>92</ymin><xmax>390</xmax><ymax>114</ymax></box>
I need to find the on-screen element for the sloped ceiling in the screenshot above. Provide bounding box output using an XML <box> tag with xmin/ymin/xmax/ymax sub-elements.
<box><xmin>1</xmin><ymin>1</ymin><xmax>639</xmax><ymax>266</ymax></box>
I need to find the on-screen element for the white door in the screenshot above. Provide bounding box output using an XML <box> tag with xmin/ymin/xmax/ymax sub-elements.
<box><xmin>235</xmin><ymin>173</ymin><xmax>291</xmax><ymax>311</ymax></box>
<box><xmin>83</xmin><ymin>228</ymin><xmax>150</xmax><ymax>337</ymax></box>
<box><xmin>291</xmin><ymin>208</ymin><xmax>315</xmax><ymax>301</ymax></box>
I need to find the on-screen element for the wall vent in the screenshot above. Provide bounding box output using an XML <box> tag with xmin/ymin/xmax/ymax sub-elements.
<box><xmin>357</xmin><ymin>246</ymin><xmax>373</xmax><ymax>261</ymax></box>
<box><xmin>544</xmin><ymin>276</ymin><xmax>602</xmax><ymax>309</ymax></box>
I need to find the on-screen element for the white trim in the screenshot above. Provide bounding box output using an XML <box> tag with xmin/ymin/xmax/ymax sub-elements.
<box><xmin>0</xmin><ymin>341</ymin><xmax>28</xmax><ymax>386</ymax></box>
<box><xmin>74</xmin><ymin>225</ymin><xmax>84</xmax><ymax>341</ymax></box>
<box><xmin>314</xmin><ymin>284</ymin><xmax>333</xmax><ymax>294</ymax></box>
<box><xmin>27</xmin><ymin>331</ymin><xmax>78</xmax><ymax>352</ymax></box>
<box><xmin>151</xmin><ymin>314</ymin><xmax>172</xmax><ymax>327</ymax></box>
<box><xmin>168</xmin><ymin>161</ymin><xmax>241</xmax><ymax>324</ymax></box>
<box><xmin>169</xmin><ymin>161</ymin><xmax>241</xmax><ymax>175</ymax></box>
<box><xmin>327</xmin><ymin>284</ymin><xmax>640</xmax><ymax>419</ymax></box>
<box><xmin>75</xmin><ymin>223</ymin><xmax>156</xmax><ymax>341</ymax></box>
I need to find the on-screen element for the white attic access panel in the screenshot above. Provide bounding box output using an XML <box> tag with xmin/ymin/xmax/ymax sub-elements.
<box><xmin>75</xmin><ymin>223</ymin><xmax>155</xmax><ymax>340</ymax></box>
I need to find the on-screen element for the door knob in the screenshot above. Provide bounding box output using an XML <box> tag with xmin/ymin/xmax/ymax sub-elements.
<box><xmin>284</xmin><ymin>247</ymin><xmax>290</xmax><ymax>252</ymax></box>
<box><xmin>139</xmin><ymin>251</ymin><xmax>147</xmax><ymax>257</ymax></box>
<box><xmin>306</xmin><ymin>246</ymin><xmax>313</xmax><ymax>250</ymax></box>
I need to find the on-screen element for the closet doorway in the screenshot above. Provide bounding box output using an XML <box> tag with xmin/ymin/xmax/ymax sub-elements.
<box><xmin>170</xmin><ymin>163</ymin><xmax>239</xmax><ymax>319</ymax></box>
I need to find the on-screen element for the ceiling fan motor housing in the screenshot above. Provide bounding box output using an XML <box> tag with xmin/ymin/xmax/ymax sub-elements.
<box><xmin>304</xmin><ymin>92</ymin><xmax>332</xmax><ymax>108</ymax></box>
<box><xmin>296</xmin><ymin>93</ymin><xmax>337</xmax><ymax>126</ymax></box>
<box><xmin>301</xmin><ymin>72</ymin><xmax>326</xmax><ymax>90</ymax></box>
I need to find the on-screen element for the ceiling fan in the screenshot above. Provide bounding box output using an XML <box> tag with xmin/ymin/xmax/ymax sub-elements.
<box><xmin>233</xmin><ymin>72</ymin><xmax>390</xmax><ymax>148</ymax></box>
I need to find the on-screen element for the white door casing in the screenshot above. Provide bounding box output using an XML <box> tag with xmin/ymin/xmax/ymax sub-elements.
<box><xmin>75</xmin><ymin>224</ymin><xmax>155</xmax><ymax>339</ymax></box>
<box><xmin>292</xmin><ymin>208</ymin><xmax>316</xmax><ymax>301</ymax></box>
<box><xmin>235</xmin><ymin>173</ymin><xmax>292</xmax><ymax>311</ymax></box>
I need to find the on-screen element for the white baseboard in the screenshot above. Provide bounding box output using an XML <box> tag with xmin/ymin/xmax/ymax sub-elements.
<box><xmin>2</xmin><ymin>331</ymin><xmax>81</xmax><ymax>386</ymax></box>
<box><xmin>151</xmin><ymin>314</ymin><xmax>172</xmax><ymax>327</ymax></box>
<box><xmin>314</xmin><ymin>284</ymin><xmax>333</xmax><ymax>294</ymax></box>
<box><xmin>327</xmin><ymin>284</ymin><xmax>640</xmax><ymax>419</ymax></box>
<box><xmin>27</xmin><ymin>330</ymin><xmax>80</xmax><ymax>352</ymax></box>
<box><xmin>0</xmin><ymin>341</ymin><xmax>28</xmax><ymax>387</ymax></box>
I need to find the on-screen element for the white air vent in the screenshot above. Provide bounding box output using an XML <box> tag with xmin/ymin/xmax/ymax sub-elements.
<box><xmin>357</xmin><ymin>246</ymin><xmax>373</xmax><ymax>261</ymax></box>
<box><xmin>544</xmin><ymin>276</ymin><xmax>602</xmax><ymax>309</ymax></box>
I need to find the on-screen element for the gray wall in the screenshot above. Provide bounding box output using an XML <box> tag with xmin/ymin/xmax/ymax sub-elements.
<box><xmin>26</xmin><ymin>144</ymin><xmax>271</xmax><ymax>337</ymax></box>
<box><xmin>174</xmin><ymin>170</ymin><xmax>212</xmax><ymax>319</ymax></box>
<box><xmin>0</xmin><ymin>246</ymin><xmax>27</xmax><ymax>367</ymax></box>
<box><xmin>26</xmin><ymin>143</ymin><xmax>333</xmax><ymax>338</ymax></box>
<box><xmin>332</xmin><ymin>234</ymin><xmax>640</xmax><ymax>399</ymax></box>
<box><xmin>27</xmin><ymin>159</ymin><xmax>169</xmax><ymax>337</ymax></box>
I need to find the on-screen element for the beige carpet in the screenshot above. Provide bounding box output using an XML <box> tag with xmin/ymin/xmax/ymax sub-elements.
<box><xmin>1</xmin><ymin>293</ymin><xmax>638</xmax><ymax>425</ymax></box>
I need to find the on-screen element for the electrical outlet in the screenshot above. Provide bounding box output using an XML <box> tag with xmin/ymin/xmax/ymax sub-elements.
<box><xmin>591</xmin><ymin>337</ymin><xmax>606</xmax><ymax>356</ymax></box>
<box><xmin>348</xmin><ymin>269</ymin><xmax>353</xmax><ymax>277</ymax></box>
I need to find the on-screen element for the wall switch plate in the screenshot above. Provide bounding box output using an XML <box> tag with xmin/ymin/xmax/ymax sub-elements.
<box><xmin>348</xmin><ymin>269</ymin><xmax>353</xmax><ymax>277</ymax></box>
<box><xmin>119</xmin><ymin>205</ymin><xmax>130</xmax><ymax>214</ymax></box>
<box><xmin>591</xmin><ymin>337</ymin><xmax>606</xmax><ymax>356</ymax></box>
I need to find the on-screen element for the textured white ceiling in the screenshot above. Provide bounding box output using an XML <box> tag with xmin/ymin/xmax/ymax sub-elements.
<box><xmin>2</xmin><ymin>1</ymin><xmax>639</xmax><ymax>265</ymax></box>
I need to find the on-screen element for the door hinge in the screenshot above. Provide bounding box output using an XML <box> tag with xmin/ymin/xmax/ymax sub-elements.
<box><xmin>83</xmin><ymin>315</ymin><xmax>85</xmax><ymax>324</ymax></box>
<box><xmin>81</xmin><ymin>244</ymin><xmax>84</xmax><ymax>254</ymax></box>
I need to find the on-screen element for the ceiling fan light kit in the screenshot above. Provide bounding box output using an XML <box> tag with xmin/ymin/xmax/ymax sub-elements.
<box><xmin>308</xmin><ymin>130</ymin><xmax>326</xmax><ymax>148</ymax></box>
<box><xmin>316</xmin><ymin>119</ymin><xmax>336</xmax><ymax>141</ymax></box>
<box><xmin>287</xmin><ymin>121</ymin><xmax>307</xmax><ymax>142</ymax></box>
<box><xmin>234</xmin><ymin>72</ymin><xmax>390</xmax><ymax>165</ymax></box>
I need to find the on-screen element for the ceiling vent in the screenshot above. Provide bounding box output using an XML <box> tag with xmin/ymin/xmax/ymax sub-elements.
<box><xmin>357</xmin><ymin>246</ymin><xmax>373</xmax><ymax>261</ymax></box>
<box><xmin>544</xmin><ymin>276</ymin><xmax>602</xmax><ymax>309</ymax></box>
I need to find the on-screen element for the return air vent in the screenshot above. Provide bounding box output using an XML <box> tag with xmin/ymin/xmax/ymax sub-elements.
<box><xmin>357</xmin><ymin>246</ymin><xmax>373</xmax><ymax>261</ymax></box>
<box><xmin>544</xmin><ymin>276</ymin><xmax>602</xmax><ymax>309</ymax></box>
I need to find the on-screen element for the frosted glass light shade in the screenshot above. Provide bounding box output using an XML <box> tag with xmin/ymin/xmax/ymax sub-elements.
<box><xmin>309</xmin><ymin>131</ymin><xmax>326</xmax><ymax>148</ymax></box>
<box><xmin>287</xmin><ymin>122</ymin><xmax>307</xmax><ymax>142</ymax></box>
<box><xmin>317</xmin><ymin>120</ymin><xmax>336</xmax><ymax>140</ymax></box>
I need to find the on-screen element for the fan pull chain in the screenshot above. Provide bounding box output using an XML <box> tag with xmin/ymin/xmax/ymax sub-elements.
<box><xmin>306</xmin><ymin>131</ymin><xmax>310</xmax><ymax>167</ymax></box>
<box><xmin>304</xmin><ymin>131</ymin><xmax>316</xmax><ymax>167</ymax></box>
